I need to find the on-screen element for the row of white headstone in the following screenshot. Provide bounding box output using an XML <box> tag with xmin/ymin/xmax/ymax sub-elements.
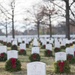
<box><xmin>1</xmin><ymin>37</ymin><xmax>75</xmax><ymax>58</ymax></box>
<box><xmin>40</xmin><ymin>38</ymin><xmax>75</xmax><ymax>49</ymax></box>
<box><xmin>0</xmin><ymin>37</ymin><xmax>75</xmax><ymax>48</ymax></box>
<box><xmin>12</xmin><ymin>38</ymin><xmax>32</xmax><ymax>46</ymax></box>
<box><xmin>1</xmin><ymin>44</ymin><xmax>75</xmax><ymax>59</ymax></box>
<box><xmin>0</xmin><ymin>37</ymin><xmax>32</xmax><ymax>46</ymax></box>
<box><xmin>1</xmin><ymin>38</ymin><xmax>75</xmax><ymax>56</ymax></box>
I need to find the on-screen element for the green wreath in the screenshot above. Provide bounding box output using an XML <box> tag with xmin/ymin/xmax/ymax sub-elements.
<box><xmin>29</xmin><ymin>53</ymin><xmax>40</xmax><ymax>62</ymax></box>
<box><xmin>66</xmin><ymin>44</ymin><xmax>70</xmax><ymax>47</ymax></box>
<box><xmin>44</xmin><ymin>50</ymin><xmax>52</xmax><ymax>57</ymax></box>
<box><xmin>54</xmin><ymin>47</ymin><xmax>60</xmax><ymax>52</ymax></box>
<box><xmin>0</xmin><ymin>53</ymin><xmax>7</xmax><ymax>61</ymax></box>
<box><xmin>7</xmin><ymin>42</ymin><xmax>12</xmax><ymax>47</ymax></box>
<box><xmin>18</xmin><ymin>49</ymin><xmax>26</xmax><ymax>55</ymax></box>
<box><xmin>54</xmin><ymin>60</ymin><xmax>70</xmax><ymax>73</ymax></box>
<box><xmin>41</xmin><ymin>45</ymin><xmax>45</xmax><ymax>49</ymax></box>
<box><xmin>26</xmin><ymin>44</ymin><xmax>29</xmax><ymax>48</ymax></box>
<box><xmin>67</xmin><ymin>54</ymin><xmax>75</xmax><ymax>64</ymax></box>
<box><xmin>5</xmin><ymin>58</ymin><xmax>21</xmax><ymax>72</ymax></box>
<box><xmin>60</xmin><ymin>46</ymin><xmax>66</xmax><ymax>49</ymax></box>
<box><xmin>3</xmin><ymin>42</ymin><xmax>7</xmax><ymax>45</ymax></box>
<box><xmin>11</xmin><ymin>45</ymin><xmax>18</xmax><ymax>50</ymax></box>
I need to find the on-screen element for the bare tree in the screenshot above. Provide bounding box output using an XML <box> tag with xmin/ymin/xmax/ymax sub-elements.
<box><xmin>0</xmin><ymin>0</ymin><xmax>17</xmax><ymax>38</ymax></box>
<box><xmin>40</xmin><ymin>2</ymin><xmax>58</xmax><ymax>38</ymax></box>
<box><xmin>10</xmin><ymin>0</ymin><xmax>15</xmax><ymax>38</ymax></box>
<box><xmin>23</xmin><ymin>4</ymin><xmax>44</xmax><ymax>38</ymax></box>
<box><xmin>43</xmin><ymin>0</ymin><xmax>75</xmax><ymax>39</ymax></box>
<box><xmin>0</xmin><ymin>18</ymin><xmax>12</xmax><ymax>37</ymax></box>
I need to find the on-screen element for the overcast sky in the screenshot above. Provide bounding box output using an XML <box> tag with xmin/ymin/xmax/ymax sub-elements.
<box><xmin>0</xmin><ymin>0</ymin><xmax>74</xmax><ymax>33</ymax></box>
<box><xmin>0</xmin><ymin>0</ymin><xmax>43</xmax><ymax>33</ymax></box>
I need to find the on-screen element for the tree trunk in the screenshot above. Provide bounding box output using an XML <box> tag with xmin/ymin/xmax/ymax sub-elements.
<box><xmin>65</xmin><ymin>0</ymin><xmax>70</xmax><ymax>39</ymax></box>
<box><xmin>49</xmin><ymin>14</ymin><xmax>52</xmax><ymax>39</ymax></box>
<box><xmin>42</xmin><ymin>27</ymin><xmax>45</xmax><ymax>34</ymax></box>
<box><xmin>37</xmin><ymin>21</ymin><xmax>40</xmax><ymax>39</ymax></box>
<box><xmin>12</xmin><ymin>8</ymin><xmax>15</xmax><ymax>38</ymax></box>
<box><xmin>5</xmin><ymin>19</ymin><xmax>8</xmax><ymax>37</ymax></box>
<box><xmin>6</xmin><ymin>24</ymin><xmax>8</xmax><ymax>37</ymax></box>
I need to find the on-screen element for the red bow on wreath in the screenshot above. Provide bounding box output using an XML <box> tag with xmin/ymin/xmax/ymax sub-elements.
<box><xmin>47</xmin><ymin>50</ymin><xmax>51</xmax><ymax>55</ymax></box>
<box><xmin>20</xmin><ymin>49</ymin><xmax>25</xmax><ymax>53</ymax></box>
<box><xmin>33</xmin><ymin>54</ymin><xmax>37</xmax><ymax>60</ymax></box>
<box><xmin>44</xmin><ymin>45</ymin><xmax>46</xmax><ymax>48</ymax></box>
<box><xmin>11</xmin><ymin>58</ymin><xmax>17</xmax><ymax>69</ymax></box>
<box><xmin>58</xmin><ymin>61</ymin><xmax>65</xmax><ymax>73</ymax></box>
<box><xmin>0</xmin><ymin>53</ymin><xmax>4</xmax><ymax>58</ymax></box>
<box><xmin>68</xmin><ymin>55</ymin><xmax>72</xmax><ymax>60</ymax></box>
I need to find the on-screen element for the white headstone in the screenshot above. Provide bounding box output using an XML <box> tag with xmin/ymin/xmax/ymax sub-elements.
<box><xmin>7</xmin><ymin>50</ymin><xmax>18</xmax><ymax>60</ymax></box>
<box><xmin>33</xmin><ymin>38</ymin><xmax>38</xmax><ymax>46</ymax></box>
<box><xmin>42</xmin><ymin>40</ymin><xmax>46</xmax><ymax>45</ymax></box>
<box><xmin>55</xmin><ymin>52</ymin><xmax>66</xmax><ymax>62</ymax></box>
<box><xmin>66</xmin><ymin>39</ymin><xmax>70</xmax><ymax>44</ymax></box>
<box><xmin>20</xmin><ymin>43</ymin><xmax>26</xmax><ymax>50</ymax></box>
<box><xmin>46</xmin><ymin>39</ymin><xmax>50</xmax><ymax>44</ymax></box>
<box><xmin>61</xmin><ymin>40</ymin><xmax>66</xmax><ymax>46</ymax></box>
<box><xmin>73</xmin><ymin>45</ymin><xmax>75</xmax><ymax>51</ymax></box>
<box><xmin>18</xmin><ymin>38</ymin><xmax>22</xmax><ymax>43</ymax></box>
<box><xmin>27</xmin><ymin>62</ymin><xmax>46</xmax><ymax>75</ymax></box>
<box><xmin>59</xmin><ymin>38</ymin><xmax>62</xmax><ymax>43</ymax></box>
<box><xmin>66</xmin><ymin>48</ymin><xmax>74</xmax><ymax>56</ymax></box>
<box><xmin>0</xmin><ymin>46</ymin><xmax>7</xmax><ymax>53</ymax></box>
<box><xmin>12</xmin><ymin>40</ymin><xmax>17</xmax><ymax>45</ymax></box>
<box><xmin>50</xmin><ymin>39</ymin><xmax>53</xmax><ymax>44</ymax></box>
<box><xmin>46</xmin><ymin>44</ymin><xmax>52</xmax><ymax>51</ymax></box>
<box><xmin>32</xmin><ymin>47</ymin><xmax>40</xmax><ymax>54</ymax></box>
<box><xmin>3</xmin><ymin>38</ymin><xmax>7</xmax><ymax>42</ymax></box>
<box><xmin>7</xmin><ymin>38</ymin><xmax>12</xmax><ymax>43</ymax></box>
<box><xmin>54</xmin><ymin>41</ymin><xmax>60</xmax><ymax>48</ymax></box>
<box><xmin>26</xmin><ymin>39</ymin><xmax>29</xmax><ymax>44</ymax></box>
<box><xmin>22</xmin><ymin>38</ymin><xmax>26</xmax><ymax>42</ymax></box>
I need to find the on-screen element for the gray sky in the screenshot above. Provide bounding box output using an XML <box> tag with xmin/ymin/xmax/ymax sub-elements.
<box><xmin>0</xmin><ymin>0</ymin><xmax>43</xmax><ymax>33</ymax></box>
<box><xmin>0</xmin><ymin>0</ymin><xmax>75</xmax><ymax>33</ymax></box>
